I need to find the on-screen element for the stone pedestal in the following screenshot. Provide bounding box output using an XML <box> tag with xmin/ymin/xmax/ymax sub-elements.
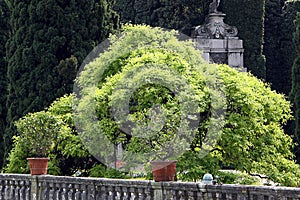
<box><xmin>194</xmin><ymin>37</ymin><xmax>245</xmax><ymax>71</ymax></box>
<box><xmin>193</xmin><ymin>12</ymin><xmax>246</xmax><ymax>72</ymax></box>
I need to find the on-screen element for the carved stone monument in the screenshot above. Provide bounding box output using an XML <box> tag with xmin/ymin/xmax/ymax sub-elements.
<box><xmin>193</xmin><ymin>0</ymin><xmax>245</xmax><ymax>71</ymax></box>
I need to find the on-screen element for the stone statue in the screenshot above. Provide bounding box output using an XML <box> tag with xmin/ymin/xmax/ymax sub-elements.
<box><xmin>209</xmin><ymin>0</ymin><xmax>221</xmax><ymax>13</ymax></box>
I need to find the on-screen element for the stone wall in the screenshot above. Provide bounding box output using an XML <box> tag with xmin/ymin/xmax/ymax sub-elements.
<box><xmin>0</xmin><ymin>174</ymin><xmax>300</xmax><ymax>199</ymax></box>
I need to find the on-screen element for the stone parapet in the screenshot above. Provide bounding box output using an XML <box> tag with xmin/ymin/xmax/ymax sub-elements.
<box><xmin>0</xmin><ymin>174</ymin><xmax>300</xmax><ymax>199</ymax></box>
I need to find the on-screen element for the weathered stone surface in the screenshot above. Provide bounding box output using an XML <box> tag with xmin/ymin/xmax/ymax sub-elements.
<box><xmin>194</xmin><ymin>37</ymin><xmax>244</xmax><ymax>71</ymax></box>
<box><xmin>193</xmin><ymin>5</ymin><xmax>245</xmax><ymax>72</ymax></box>
<box><xmin>0</xmin><ymin>174</ymin><xmax>300</xmax><ymax>199</ymax></box>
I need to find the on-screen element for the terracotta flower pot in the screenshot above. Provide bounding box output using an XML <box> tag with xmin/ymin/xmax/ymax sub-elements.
<box><xmin>27</xmin><ymin>158</ymin><xmax>50</xmax><ymax>175</ymax></box>
<box><xmin>151</xmin><ymin>160</ymin><xmax>177</xmax><ymax>182</ymax></box>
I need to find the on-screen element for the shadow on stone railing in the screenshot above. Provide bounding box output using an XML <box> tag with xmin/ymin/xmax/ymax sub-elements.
<box><xmin>0</xmin><ymin>174</ymin><xmax>300</xmax><ymax>199</ymax></box>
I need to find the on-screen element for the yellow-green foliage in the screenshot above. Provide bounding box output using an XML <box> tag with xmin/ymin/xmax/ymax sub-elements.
<box><xmin>76</xmin><ymin>24</ymin><xmax>300</xmax><ymax>186</ymax></box>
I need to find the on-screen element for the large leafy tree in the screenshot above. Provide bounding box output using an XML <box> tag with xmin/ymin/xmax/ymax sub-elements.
<box><xmin>75</xmin><ymin>25</ymin><xmax>299</xmax><ymax>186</ymax></box>
<box><xmin>4</xmin><ymin>0</ymin><xmax>119</xmax><ymax>164</ymax></box>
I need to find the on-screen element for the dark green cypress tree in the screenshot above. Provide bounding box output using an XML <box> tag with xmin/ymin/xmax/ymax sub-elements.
<box><xmin>4</xmin><ymin>0</ymin><xmax>119</xmax><ymax>164</ymax></box>
<box><xmin>278</xmin><ymin>1</ymin><xmax>300</xmax><ymax>97</ymax></box>
<box><xmin>290</xmin><ymin>12</ymin><xmax>300</xmax><ymax>162</ymax></box>
<box><xmin>0</xmin><ymin>0</ymin><xmax>9</xmax><ymax>167</ymax></box>
<box><xmin>264</xmin><ymin>0</ymin><xmax>288</xmax><ymax>94</ymax></box>
<box><xmin>222</xmin><ymin>0</ymin><xmax>266</xmax><ymax>79</ymax></box>
<box><xmin>114</xmin><ymin>0</ymin><xmax>211</xmax><ymax>35</ymax></box>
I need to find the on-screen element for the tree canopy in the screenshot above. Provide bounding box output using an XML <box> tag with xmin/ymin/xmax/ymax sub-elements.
<box><xmin>74</xmin><ymin>24</ymin><xmax>300</xmax><ymax>186</ymax></box>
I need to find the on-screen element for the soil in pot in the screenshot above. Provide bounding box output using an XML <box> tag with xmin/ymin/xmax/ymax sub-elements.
<box><xmin>151</xmin><ymin>160</ymin><xmax>177</xmax><ymax>182</ymax></box>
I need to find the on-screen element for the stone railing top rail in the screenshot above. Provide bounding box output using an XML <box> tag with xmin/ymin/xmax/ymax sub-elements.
<box><xmin>1</xmin><ymin>173</ymin><xmax>300</xmax><ymax>190</ymax></box>
<box><xmin>0</xmin><ymin>174</ymin><xmax>300</xmax><ymax>199</ymax></box>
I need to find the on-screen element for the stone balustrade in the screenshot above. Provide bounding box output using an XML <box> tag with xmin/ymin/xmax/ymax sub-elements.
<box><xmin>0</xmin><ymin>174</ymin><xmax>300</xmax><ymax>199</ymax></box>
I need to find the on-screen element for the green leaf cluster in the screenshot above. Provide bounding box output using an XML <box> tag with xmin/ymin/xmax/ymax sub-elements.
<box><xmin>15</xmin><ymin>111</ymin><xmax>62</xmax><ymax>157</ymax></box>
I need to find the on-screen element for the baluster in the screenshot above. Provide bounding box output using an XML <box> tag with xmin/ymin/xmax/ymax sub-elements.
<box><xmin>61</xmin><ymin>183</ymin><xmax>69</xmax><ymax>200</ymax></box>
<box><xmin>19</xmin><ymin>180</ymin><xmax>25</xmax><ymax>200</ymax></box>
<box><xmin>127</xmin><ymin>187</ymin><xmax>133</xmax><ymax>200</ymax></box>
<box><xmin>206</xmin><ymin>191</ymin><xmax>213</xmax><ymax>200</ymax></box>
<box><xmin>118</xmin><ymin>186</ymin><xmax>125</xmax><ymax>200</ymax></box>
<box><xmin>144</xmin><ymin>187</ymin><xmax>152</xmax><ymax>200</ymax></box>
<box><xmin>94</xmin><ymin>185</ymin><xmax>101</xmax><ymax>200</ymax></box>
<box><xmin>0</xmin><ymin>180</ymin><xmax>4</xmax><ymax>200</ymax></box>
<box><xmin>186</xmin><ymin>191</ymin><xmax>194</xmax><ymax>200</ymax></box>
<box><xmin>163</xmin><ymin>188</ymin><xmax>170</xmax><ymax>200</ymax></box>
<box><xmin>48</xmin><ymin>182</ymin><xmax>55</xmax><ymax>200</ymax></box>
<box><xmin>192</xmin><ymin>191</ymin><xmax>199</xmax><ymax>200</ymax></box>
<box><xmin>107</xmin><ymin>186</ymin><xmax>112</xmax><ymax>200</ymax></box>
<box><xmin>9</xmin><ymin>180</ymin><xmax>15</xmax><ymax>200</ymax></box>
<box><xmin>101</xmin><ymin>186</ymin><xmax>108</xmax><ymax>200</ymax></box>
<box><xmin>57</xmin><ymin>182</ymin><xmax>62</xmax><ymax>200</ymax></box>
<box><xmin>8</xmin><ymin>181</ymin><xmax>14</xmax><ymax>199</ymax></box>
<box><xmin>5</xmin><ymin>180</ymin><xmax>12</xmax><ymax>200</ymax></box>
<box><xmin>176</xmin><ymin>190</ymin><xmax>183</xmax><ymax>199</ymax></box>
<box><xmin>184</xmin><ymin>190</ymin><xmax>190</xmax><ymax>200</ymax></box>
<box><xmin>214</xmin><ymin>191</ymin><xmax>220</xmax><ymax>200</ymax></box>
<box><xmin>171</xmin><ymin>189</ymin><xmax>179</xmax><ymax>200</ymax></box>
<box><xmin>80</xmin><ymin>184</ymin><xmax>88</xmax><ymax>200</ymax></box>
<box><xmin>110</xmin><ymin>186</ymin><xmax>117</xmax><ymax>200</ymax></box>
<box><xmin>41</xmin><ymin>181</ymin><xmax>50</xmax><ymax>200</ymax></box>
<box><xmin>4</xmin><ymin>180</ymin><xmax>8</xmax><ymax>200</ymax></box>
<box><xmin>113</xmin><ymin>186</ymin><xmax>120</xmax><ymax>200</ymax></box>
<box><xmin>51</xmin><ymin>182</ymin><xmax>60</xmax><ymax>200</ymax></box>
<box><xmin>251</xmin><ymin>194</ymin><xmax>258</xmax><ymax>200</ymax></box>
<box><xmin>221</xmin><ymin>192</ymin><xmax>227</xmax><ymax>200</ymax></box>
<box><xmin>133</xmin><ymin>188</ymin><xmax>139</xmax><ymax>200</ymax></box>
<box><xmin>14</xmin><ymin>180</ymin><xmax>21</xmax><ymax>200</ymax></box>
<box><xmin>237</xmin><ymin>193</ymin><xmax>246</xmax><ymax>200</ymax></box>
<box><xmin>74</xmin><ymin>183</ymin><xmax>81</xmax><ymax>200</ymax></box>
<box><xmin>68</xmin><ymin>184</ymin><xmax>75</xmax><ymax>200</ymax></box>
<box><xmin>232</xmin><ymin>193</ymin><xmax>238</xmax><ymax>200</ymax></box>
<box><xmin>124</xmin><ymin>186</ymin><xmax>129</xmax><ymax>200</ymax></box>
<box><xmin>87</xmin><ymin>184</ymin><xmax>95</xmax><ymax>200</ymax></box>
<box><xmin>25</xmin><ymin>180</ymin><xmax>31</xmax><ymax>200</ymax></box>
<box><xmin>139</xmin><ymin>188</ymin><xmax>146</xmax><ymax>200</ymax></box>
<box><xmin>58</xmin><ymin>182</ymin><xmax>66</xmax><ymax>200</ymax></box>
